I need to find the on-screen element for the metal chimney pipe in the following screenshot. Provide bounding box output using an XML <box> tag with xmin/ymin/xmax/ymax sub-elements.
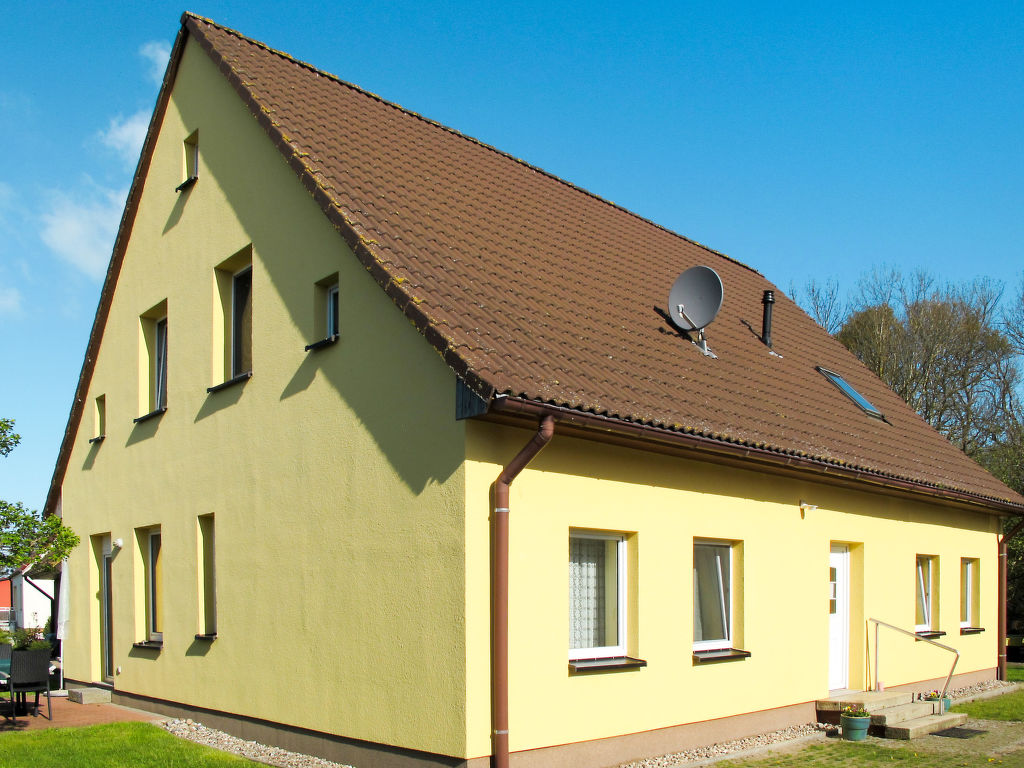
<box><xmin>761</xmin><ymin>290</ymin><xmax>775</xmax><ymax>348</ymax></box>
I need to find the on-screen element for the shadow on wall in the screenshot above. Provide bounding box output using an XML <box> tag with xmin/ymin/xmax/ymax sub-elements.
<box><xmin>175</xmin><ymin>90</ymin><xmax>462</xmax><ymax>496</ymax></box>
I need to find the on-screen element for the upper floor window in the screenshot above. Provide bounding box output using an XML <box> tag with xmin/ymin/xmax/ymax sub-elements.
<box><xmin>305</xmin><ymin>274</ymin><xmax>340</xmax><ymax>352</ymax></box>
<box><xmin>136</xmin><ymin>300</ymin><xmax>168</xmax><ymax>421</ymax></box>
<box><xmin>212</xmin><ymin>246</ymin><xmax>253</xmax><ymax>387</ymax></box>
<box><xmin>232</xmin><ymin>267</ymin><xmax>252</xmax><ymax>377</ymax></box>
<box><xmin>176</xmin><ymin>130</ymin><xmax>199</xmax><ymax>192</ymax></box>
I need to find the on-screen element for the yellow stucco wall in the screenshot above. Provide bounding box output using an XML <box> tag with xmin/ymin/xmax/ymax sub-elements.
<box><xmin>60</xmin><ymin>37</ymin><xmax>468</xmax><ymax>757</ymax></box>
<box><xmin>464</xmin><ymin>421</ymin><xmax>999</xmax><ymax>758</ymax></box>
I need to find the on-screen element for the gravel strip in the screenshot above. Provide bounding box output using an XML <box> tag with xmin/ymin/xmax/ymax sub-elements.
<box><xmin>161</xmin><ymin>719</ymin><xmax>355</xmax><ymax>768</ymax></box>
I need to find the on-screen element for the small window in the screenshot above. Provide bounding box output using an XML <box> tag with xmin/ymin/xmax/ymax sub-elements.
<box><xmin>232</xmin><ymin>267</ymin><xmax>252</xmax><ymax>377</ymax></box>
<box><xmin>327</xmin><ymin>284</ymin><xmax>340</xmax><ymax>338</ymax></box>
<box><xmin>92</xmin><ymin>395</ymin><xmax>106</xmax><ymax>441</ymax></box>
<box><xmin>961</xmin><ymin>558</ymin><xmax>979</xmax><ymax>629</ymax></box>
<box><xmin>816</xmin><ymin>367</ymin><xmax>884</xmax><ymax>419</ymax></box>
<box><xmin>306</xmin><ymin>274</ymin><xmax>340</xmax><ymax>351</ymax></box>
<box><xmin>176</xmin><ymin>130</ymin><xmax>199</xmax><ymax>191</ymax></box>
<box><xmin>569</xmin><ymin>532</ymin><xmax>626</xmax><ymax>659</ymax></box>
<box><xmin>138</xmin><ymin>300</ymin><xmax>168</xmax><ymax>418</ymax></box>
<box><xmin>694</xmin><ymin>541</ymin><xmax>735</xmax><ymax>650</ymax></box>
<box><xmin>145</xmin><ymin>529</ymin><xmax>163</xmax><ymax>642</ymax></box>
<box><xmin>916</xmin><ymin>555</ymin><xmax>936</xmax><ymax>631</ymax></box>
<box><xmin>198</xmin><ymin>515</ymin><xmax>217</xmax><ymax>636</ymax></box>
<box><xmin>213</xmin><ymin>247</ymin><xmax>253</xmax><ymax>386</ymax></box>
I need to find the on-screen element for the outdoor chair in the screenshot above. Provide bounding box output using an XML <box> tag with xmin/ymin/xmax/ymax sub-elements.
<box><xmin>1</xmin><ymin>648</ymin><xmax>52</xmax><ymax>721</ymax></box>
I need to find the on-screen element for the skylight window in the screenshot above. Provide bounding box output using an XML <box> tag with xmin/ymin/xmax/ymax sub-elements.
<box><xmin>816</xmin><ymin>367</ymin><xmax>884</xmax><ymax>419</ymax></box>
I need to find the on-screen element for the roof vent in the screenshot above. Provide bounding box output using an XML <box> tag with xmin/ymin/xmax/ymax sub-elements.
<box><xmin>667</xmin><ymin>266</ymin><xmax>723</xmax><ymax>358</ymax></box>
<box><xmin>761</xmin><ymin>290</ymin><xmax>775</xmax><ymax>348</ymax></box>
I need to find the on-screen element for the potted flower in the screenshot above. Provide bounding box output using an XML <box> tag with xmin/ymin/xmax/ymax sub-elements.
<box><xmin>923</xmin><ymin>690</ymin><xmax>951</xmax><ymax>712</ymax></box>
<box><xmin>840</xmin><ymin>705</ymin><xmax>871</xmax><ymax>741</ymax></box>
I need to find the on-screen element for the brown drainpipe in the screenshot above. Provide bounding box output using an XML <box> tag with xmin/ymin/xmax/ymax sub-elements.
<box><xmin>492</xmin><ymin>415</ymin><xmax>554</xmax><ymax>768</ymax></box>
<box><xmin>999</xmin><ymin>516</ymin><xmax>1024</xmax><ymax>680</ymax></box>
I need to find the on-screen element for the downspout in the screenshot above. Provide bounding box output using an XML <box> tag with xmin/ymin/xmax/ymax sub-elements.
<box><xmin>999</xmin><ymin>516</ymin><xmax>1024</xmax><ymax>680</ymax></box>
<box><xmin>492</xmin><ymin>415</ymin><xmax>554</xmax><ymax>768</ymax></box>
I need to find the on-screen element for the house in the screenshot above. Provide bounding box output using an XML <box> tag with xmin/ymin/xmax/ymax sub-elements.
<box><xmin>47</xmin><ymin>13</ymin><xmax>1024</xmax><ymax>768</ymax></box>
<box><xmin>0</xmin><ymin>572</ymin><xmax>55</xmax><ymax>633</ymax></box>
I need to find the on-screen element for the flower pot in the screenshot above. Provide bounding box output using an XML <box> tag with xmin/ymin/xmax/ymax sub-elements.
<box><xmin>925</xmin><ymin>695</ymin><xmax>951</xmax><ymax>713</ymax></box>
<box><xmin>840</xmin><ymin>713</ymin><xmax>871</xmax><ymax>741</ymax></box>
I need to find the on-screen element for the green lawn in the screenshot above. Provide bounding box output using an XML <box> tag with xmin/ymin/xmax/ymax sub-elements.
<box><xmin>952</xmin><ymin>688</ymin><xmax>1024</xmax><ymax>721</ymax></box>
<box><xmin>1008</xmin><ymin>667</ymin><xmax>1024</xmax><ymax>683</ymax></box>
<box><xmin>717</xmin><ymin>742</ymin><xmax>1024</xmax><ymax>767</ymax></box>
<box><xmin>0</xmin><ymin>722</ymin><xmax>259</xmax><ymax>768</ymax></box>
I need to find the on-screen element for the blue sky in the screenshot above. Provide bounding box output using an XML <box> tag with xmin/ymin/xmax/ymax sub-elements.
<box><xmin>2</xmin><ymin>1</ymin><xmax>1023</xmax><ymax>511</ymax></box>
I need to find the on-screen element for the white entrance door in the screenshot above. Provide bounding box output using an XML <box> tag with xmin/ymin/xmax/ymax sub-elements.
<box><xmin>828</xmin><ymin>545</ymin><xmax>850</xmax><ymax>690</ymax></box>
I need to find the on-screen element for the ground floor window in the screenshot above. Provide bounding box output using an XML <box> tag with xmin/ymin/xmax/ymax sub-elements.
<box><xmin>569</xmin><ymin>532</ymin><xmax>626</xmax><ymax>659</ymax></box>
<box><xmin>916</xmin><ymin>554</ymin><xmax>936</xmax><ymax>631</ymax></box>
<box><xmin>961</xmin><ymin>557</ymin><xmax>979</xmax><ymax>628</ymax></box>
<box><xmin>694</xmin><ymin>540</ymin><xmax>733</xmax><ymax>650</ymax></box>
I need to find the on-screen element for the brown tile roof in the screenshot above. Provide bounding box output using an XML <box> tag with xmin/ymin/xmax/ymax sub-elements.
<box><xmin>182</xmin><ymin>14</ymin><xmax>1023</xmax><ymax>509</ymax></box>
<box><xmin>43</xmin><ymin>13</ymin><xmax>1024</xmax><ymax>515</ymax></box>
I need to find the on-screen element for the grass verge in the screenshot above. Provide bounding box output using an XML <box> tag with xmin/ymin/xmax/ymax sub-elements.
<box><xmin>717</xmin><ymin>741</ymin><xmax>1023</xmax><ymax>767</ymax></box>
<box><xmin>0</xmin><ymin>721</ymin><xmax>259</xmax><ymax>768</ymax></box>
<box><xmin>952</xmin><ymin>686</ymin><xmax>1024</xmax><ymax>721</ymax></box>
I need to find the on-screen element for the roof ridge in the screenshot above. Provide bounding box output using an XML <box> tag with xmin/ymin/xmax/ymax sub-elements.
<box><xmin>181</xmin><ymin>12</ymin><xmax>761</xmax><ymax>278</ymax></box>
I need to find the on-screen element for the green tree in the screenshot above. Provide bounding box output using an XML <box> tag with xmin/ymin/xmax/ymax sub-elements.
<box><xmin>0</xmin><ymin>418</ymin><xmax>80</xmax><ymax>579</ymax></box>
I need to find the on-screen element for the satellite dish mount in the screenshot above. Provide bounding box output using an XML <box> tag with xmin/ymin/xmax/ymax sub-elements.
<box><xmin>667</xmin><ymin>266</ymin><xmax>724</xmax><ymax>358</ymax></box>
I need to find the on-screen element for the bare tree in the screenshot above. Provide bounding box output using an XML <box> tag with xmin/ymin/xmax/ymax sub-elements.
<box><xmin>789</xmin><ymin>277</ymin><xmax>846</xmax><ymax>334</ymax></box>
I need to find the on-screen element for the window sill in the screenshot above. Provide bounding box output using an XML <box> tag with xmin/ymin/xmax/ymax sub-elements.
<box><xmin>568</xmin><ymin>656</ymin><xmax>647</xmax><ymax>673</ymax></box>
<box><xmin>133</xmin><ymin>407</ymin><xmax>166</xmax><ymax>424</ymax></box>
<box><xmin>692</xmin><ymin>648</ymin><xmax>751</xmax><ymax>663</ymax></box>
<box><xmin>175</xmin><ymin>176</ymin><xmax>198</xmax><ymax>192</ymax></box>
<box><xmin>304</xmin><ymin>334</ymin><xmax>339</xmax><ymax>352</ymax></box>
<box><xmin>132</xmin><ymin>640</ymin><xmax>163</xmax><ymax>650</ymax></box>
<box><xmin>915</xmin><ymin>630</ymin><xmax>946</xmax><ymax>639</ymax></box>
<box><xmin>960</xmin><ymin>627</ymin><xmax>985</xmax><ymax>635</ymax></box>
<box><xmin>207</xmin><ymin>371</ymin><xmax>252</xmax><ymax>394</ymax></box>
<box><xmin>194</xmin><ymin>633</ymin><xmax>217</xmax><ymax>641</ymax></box>
<box><xmin>88</xmin><ymin>434</ymin><xmax>106</xmax><ymax>444</ymax></box>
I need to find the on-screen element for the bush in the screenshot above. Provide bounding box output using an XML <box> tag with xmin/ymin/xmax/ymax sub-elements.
<box><xmin>10</xmin><ymin>627</ymin><xmax>48</xmax><ymax>651</ymax></box>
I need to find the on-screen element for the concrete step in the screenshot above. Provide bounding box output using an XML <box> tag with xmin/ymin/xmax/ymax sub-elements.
<box><xmin>870</xmin><ymin>701</ymin><xmax>936</xmax><ymax>726</ymax></box>
<box><xmin>883</xmin><ymin>711</ymin><xmax>967</xmax><ymax>740</ymax></box>
<box><xmin>68</xmin><ymin>687</ymin><xmax>111</xmax><ymax>705</ymax></box>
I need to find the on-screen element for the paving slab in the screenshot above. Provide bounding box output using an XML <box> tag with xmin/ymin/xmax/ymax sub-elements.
<box><xmin>0</xmin><ymin>694</ymin><xmax>163</xmax><ymax>732</ymax></box>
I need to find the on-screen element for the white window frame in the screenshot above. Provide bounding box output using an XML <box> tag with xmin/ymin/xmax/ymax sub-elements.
<box><xmin>693</xmin><ymin>539</ymin><xmax>733</xmax><ymax>652</ymax></box>
<box><xmin>568</xmin><ymin>532</ymin><xmax>627</xmax><ymax>660</ymax></box>
<box><xmin>147</xmin><ymin>530</ymin><xmax>163</xmax><ymax>642</ymax></box>
<box><xmin>960</xmin><ymin>558</ymin><xmax>977</xmax><ymax>628</ymax></box>
<box><xmin>915</xmin><ymin>555</ymin><xmax>934</xmax><ymax>632</ymax></box>
<box><xmin>154</xmin><ymin>316</ymin><xmax>168</xmax><ymax>410</ymax></box>
<box><xmin>326</xmin><ymin>283</ymin><xmax>340</xmax><ymax>338</ymax></box>
<box><xmin>231</xmin><ymin>266</ymin><xmax>253</xmax><ymax>377</ymax></box>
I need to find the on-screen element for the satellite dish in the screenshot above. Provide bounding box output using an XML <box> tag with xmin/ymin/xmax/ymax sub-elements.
<box><xmin>667</xmin><ymin>266</ymin><xmax>724</xmax><ymax>332</ymax></box>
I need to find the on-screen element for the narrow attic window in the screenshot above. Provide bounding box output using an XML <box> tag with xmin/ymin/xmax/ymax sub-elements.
<box><xmin>816</xmin><ymin>367</ymin><xmax>884</xmax><ymax>419</ymax></box>
<box><xmin>176</xmin><ymin>130</ymin><xmax>199</xmax><ymax>192</ymax></box>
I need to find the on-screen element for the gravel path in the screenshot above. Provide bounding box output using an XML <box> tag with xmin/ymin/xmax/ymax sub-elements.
<box><xmin>160</xmin><ymin>719</ymin><xmax>354</xmax><ymax>768</ymax></box>
<box><xmin>161</xmin><ymin>680</ymin><xmax>1017</xmax><ymax>768</ymax></box>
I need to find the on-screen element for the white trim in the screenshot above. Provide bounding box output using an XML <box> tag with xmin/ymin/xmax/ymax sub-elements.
<box><xmin>568</xmin><ymin>532</ymin><xmax>627</xmax><ymax>660</ymax></box>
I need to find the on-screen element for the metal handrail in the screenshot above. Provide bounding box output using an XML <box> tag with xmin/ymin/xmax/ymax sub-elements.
<box><xmin>869</xmin><ymin>618</ymin><xmax>959</xmax><ymax>697</ymax></box>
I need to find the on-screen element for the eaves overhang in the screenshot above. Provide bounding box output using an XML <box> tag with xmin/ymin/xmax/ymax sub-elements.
<box><xmin>484</xmin><ymin>395</ymin><xmax>1024</xmax><ymax>517</ymax></box>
